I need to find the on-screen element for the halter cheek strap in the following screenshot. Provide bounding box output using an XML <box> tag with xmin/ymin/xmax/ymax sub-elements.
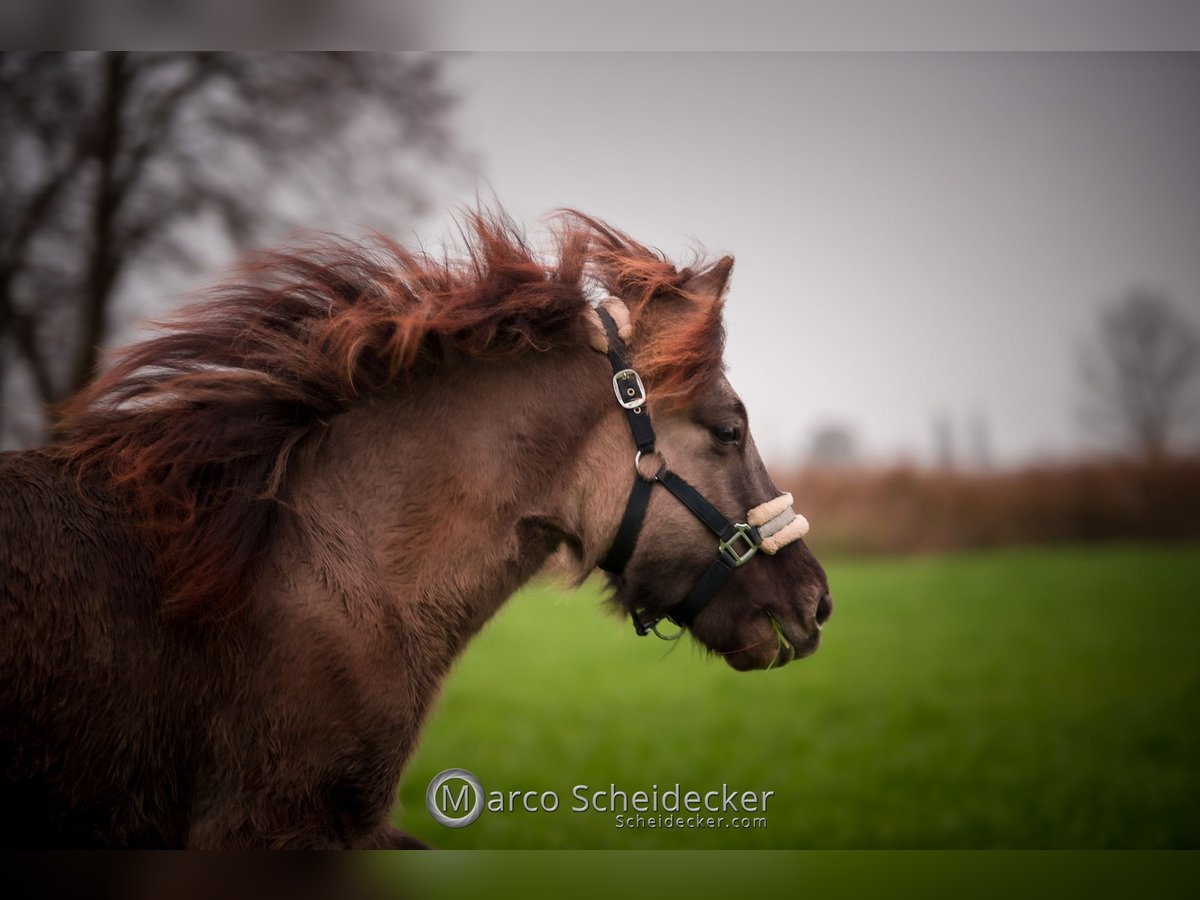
<box><xmin>592</xmin><ymin>305</ymin><xmax>810</xmax><ymax>639</ymax></box>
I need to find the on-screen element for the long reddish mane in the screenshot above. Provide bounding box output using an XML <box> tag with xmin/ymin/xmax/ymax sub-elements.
<box><xmin>54</xmin><ymin>211</ymin><xmax>728</xmax><ymax>618</ymax></box>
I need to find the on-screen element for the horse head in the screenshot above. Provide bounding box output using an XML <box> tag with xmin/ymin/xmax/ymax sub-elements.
<box><xmin>580</xmin><ymin>242</ymin><xmax>832</xmax><ymax>670</ymax></box>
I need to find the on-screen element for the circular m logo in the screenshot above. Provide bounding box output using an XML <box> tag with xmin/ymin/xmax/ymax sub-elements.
<box><xmin>426</xmin><ymin>768</ymin><xmax>484</xmax><ymax>828</ymax></box>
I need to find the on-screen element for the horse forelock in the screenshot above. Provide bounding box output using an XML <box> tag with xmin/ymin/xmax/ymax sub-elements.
<box><xmin>52</xmin><ymin>209</ymin><xmax>729</xmax><ymax>618</ymax></box>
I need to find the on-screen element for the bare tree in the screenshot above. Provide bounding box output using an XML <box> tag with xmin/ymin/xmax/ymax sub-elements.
<box><xmin>0</xmin><ymin>52</ymin><xmax>458</xmax><ymax>446</ymax></box>
<box><xmin>1079</xmin><ymin>289</ymin><xmax>1200</xmax><ymax>459</ymax></box>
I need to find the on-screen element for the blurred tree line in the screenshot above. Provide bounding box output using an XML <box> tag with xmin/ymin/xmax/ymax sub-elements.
<box><xmin>0</xmin><ymin>51</ymin><xmax>458</xmax><ymax>447</ymax></box>
<box><xmin>803</xmin><ymin>290</ymin><xmax>1199</xmax><ymax>471</ymax></box>
<box><xmin>790</xmin><ymin>289</ymin><xmax>1200</xmax><ymax>556</ymax></box>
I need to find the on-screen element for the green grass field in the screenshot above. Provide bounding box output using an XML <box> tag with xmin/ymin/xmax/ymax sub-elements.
<box><xmin>396</xmin><ymin>543</ymin><xmax>1200</xmax><ymax>848</ymax></box>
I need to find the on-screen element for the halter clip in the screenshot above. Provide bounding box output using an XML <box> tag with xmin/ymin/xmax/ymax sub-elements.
<box><xmin>632</xmin><ymin>611</ymin><xmax>686</xmax><ymax>641</ymax></box>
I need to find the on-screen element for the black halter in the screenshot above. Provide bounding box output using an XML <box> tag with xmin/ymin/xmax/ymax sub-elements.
<box><xmin>595</xmin><ymin>308</ymin><xmax>765</xmax><ymax>640</ymax></box>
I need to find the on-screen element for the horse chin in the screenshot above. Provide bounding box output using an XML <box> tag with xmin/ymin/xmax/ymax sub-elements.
<box><xmin>724</xmin><ymin>647</ymin><xmax>783</xmax><ymax>672</ymax></box>
<box><xmin>720</xmin><ymin>623</ymin><xmax>820</xmax><ymax>672</ymax></box>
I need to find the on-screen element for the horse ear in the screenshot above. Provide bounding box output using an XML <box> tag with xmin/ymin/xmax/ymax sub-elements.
<box><xmin>684</xmin><ymin>255</ymin><xmax>734</xmax><ymax>301</ymax></box>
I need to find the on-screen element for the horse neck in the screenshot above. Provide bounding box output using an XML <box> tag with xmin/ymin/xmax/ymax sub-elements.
<box><xmin>268</xmin><ymin>342</ymin><xmax>628</xmax><ymax>669</ymax></box>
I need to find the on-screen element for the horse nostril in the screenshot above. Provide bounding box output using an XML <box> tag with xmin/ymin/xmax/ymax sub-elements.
<box><xmin>815</xmin><ymin>592</ymin><xmax>833</xmax><ymax>629</ymax></box>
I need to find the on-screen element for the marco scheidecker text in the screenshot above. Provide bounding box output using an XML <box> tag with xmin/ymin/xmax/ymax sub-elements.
<box><xmin>426</xmin><ymin>768</ymin><xmax>774</xmax><ymax>829</ymax></box>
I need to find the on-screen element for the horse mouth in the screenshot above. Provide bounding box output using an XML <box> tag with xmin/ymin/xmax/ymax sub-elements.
<box><xmin>715</xmin><ymin>612</ymin><xmax>821</xmax><ymax>671</ymax></box>
<box><xmin>766</xmin><ymin>613</ymin><xmax>819</xmax><ymax>670</ymax></box>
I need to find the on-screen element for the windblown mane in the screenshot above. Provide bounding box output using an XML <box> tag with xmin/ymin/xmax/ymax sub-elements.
<box><xmin>54</xmin><ymin>211</ymin><xmax>727</xmax><ymax>617</ymax></box>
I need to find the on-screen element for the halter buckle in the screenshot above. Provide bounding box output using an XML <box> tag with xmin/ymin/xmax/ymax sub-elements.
<box><xmin>718</xmin><ymin>524</ymin><xmax>759</xmax><ymax>567</ymax></box>
<box><xmin>612</xmin><ymin>368</ymin><xmax>647</xmax><ymax>410</ymax></box>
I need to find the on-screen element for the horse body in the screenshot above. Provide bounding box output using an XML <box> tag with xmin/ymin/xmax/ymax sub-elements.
<box><xmin>0</xmin><ymin>213</ymin><xmax>831</xmax><ymax>847</ymax></box>
<box><xmin>1</xmin><ymin>344</ymin><xmax>615</xmax><ymax>847</ymax></box>
<box><xmin>1</xmin><ymin>450</ymin><xmax>206</xmax><ymax>846</ymax></box>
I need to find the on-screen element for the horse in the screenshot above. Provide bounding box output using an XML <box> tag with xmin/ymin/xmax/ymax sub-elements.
<box><xmin>0</xmin><ymin>211</ymin><xmax>832</xmax><ymax>848</ymax></box>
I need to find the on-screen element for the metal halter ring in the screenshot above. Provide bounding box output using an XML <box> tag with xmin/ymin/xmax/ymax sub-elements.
<box><xmin>650</xmin><ymin>617</ymin><xmax>685</xmax><ymax>641</ymax></box>
<box><xmin>634</xmin><ymin>450</ymin><xmax>666</xmax><ymax>481</ymax></box>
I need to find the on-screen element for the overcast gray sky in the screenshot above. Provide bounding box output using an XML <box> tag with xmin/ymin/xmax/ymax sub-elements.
<box><xmin>430</xmin><ymin>53</ymin><xmax>1200</xmax><ymax>466</ymax></box>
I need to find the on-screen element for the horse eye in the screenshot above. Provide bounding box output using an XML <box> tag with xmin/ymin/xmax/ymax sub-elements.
<box><xmin>712</xmin><ymin>424</ymin><xmax>741</xmax><ymax>445</ymax></box>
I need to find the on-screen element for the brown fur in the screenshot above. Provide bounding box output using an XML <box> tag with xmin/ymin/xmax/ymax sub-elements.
<box><xmin>52</xmin><ymin>212</ymin><xmax>725</xmax><ymax>620</ymax></box>
<box><xmin>1</xmin><ymin>211</ymin><xmax>830</xmax><ymax>848</ymax></box>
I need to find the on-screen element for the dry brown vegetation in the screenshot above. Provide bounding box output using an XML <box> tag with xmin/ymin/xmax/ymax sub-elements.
<box><xmin>774</xmin><ymin>457</ymin><xmax>1200</xmax><ymax>557</ymax></box>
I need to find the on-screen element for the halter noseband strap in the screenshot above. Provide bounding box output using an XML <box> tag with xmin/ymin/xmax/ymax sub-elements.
<box><xmin>593</xmin><ymin>306</ymin><xmax>809</xmax><ymax>639</ymax></box>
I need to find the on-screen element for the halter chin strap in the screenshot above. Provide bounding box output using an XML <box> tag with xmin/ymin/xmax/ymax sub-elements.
<box><xmin>593</xmin><ymin>305</ymin><xmax>810</xmax><ymax>639</ymax></box>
